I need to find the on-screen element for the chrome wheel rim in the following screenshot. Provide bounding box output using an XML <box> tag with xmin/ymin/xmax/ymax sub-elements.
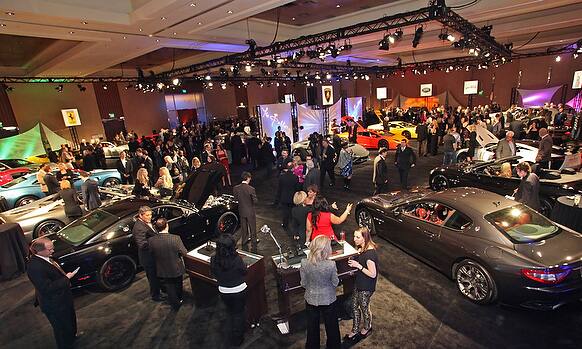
<box><xmin>456</xmin><ymin>264</ymin><xmax>490</xmax><ymax>301</ymax></box>
<box><xmin>103</xmin><ymin>259</ymin><xmax>133</xmax><ymax>289</ymax></box>
<box><xmin>104</xmin><ymin>178</ymin><xmax>120</xmax><ymax>187</ymax></box>
<box><xmin>431</xmin><ymin>175</ymin><xmax>448</xmax><ymax>191</ymax></box>
<box><xmin>218</xmin><ymin>214</ymin><xmax>238</xmax><ymax>235</ymax></box>
<box><xmin>37</xmin><ymin>221</ymin><xmax>64</xmax><ymax>237</ymax></box>
<box><xmin>357</xmin><ymin>210</ymin><xmax>373</xmax><ymax>230</ymax></box>
<box><xmin>18</xmin><ymin>197</ymin><xmax>36</xmax><ymax>206</ymax></box>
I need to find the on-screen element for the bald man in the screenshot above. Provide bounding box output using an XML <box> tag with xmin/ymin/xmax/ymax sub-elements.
<box><xmin>27</xmin><ymin>237</ymin><xmax>78</xmax><ymax>349</ymax></box>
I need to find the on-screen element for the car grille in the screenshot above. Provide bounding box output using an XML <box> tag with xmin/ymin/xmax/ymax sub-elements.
<box><xmin>0</xmin><ymin>197</ymin><xmax>8</xmax><ymax>213</ymax></box>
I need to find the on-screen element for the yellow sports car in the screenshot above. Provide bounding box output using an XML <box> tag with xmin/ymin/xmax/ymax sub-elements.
<box><xmin>384</xmin><ymin>121</ymin><xmax>417</xmax><ymax>139</ymax></box>
<box><xmin>26</xmin><ymin>154</ymin><xmax>50</xmax><ymax>164</ymax></box>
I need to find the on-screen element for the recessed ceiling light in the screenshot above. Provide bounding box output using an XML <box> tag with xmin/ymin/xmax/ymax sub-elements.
<box><xmin>82</xmin><ymin>21</ymin><xmax>88</xmax><ymax>25</ymax></box>
<box><xmin>5</xmin><ymin>12</ymin><xmax>14</xmax><ymax>16</ymax></box>
<box><xmin>173</xmin><ymin>32</ymin><xmax>177</xmax><ymax>35</ymax></box>
<box><xmin>161</xmin><ymin>16</ymin><xmax>166</xmax><ymax>20</ymax></box>
<box><xmin>190</xmin><ymin>3</ymin><xmax>196</xmax><ymax>6</ymax></box>
<box><xmin>138</xmin><ymin>28</ymin><xmax>143</xmax><ymax>32</ymax></box>
<box><xmin>123</xmin><ymin>36</ymin><xmax>127</xmax><ymax>39</ymax></box>
<box><xmin>336</xmin><ymin>4</ymin><xmax>341</xmax><ymax>8</ymax></box>
<box><xmin>69</xmin><ymin>31</ymin><xmax>74</xmax><ymax>34</ymax></box>
<box><xmin>148</xmin><ymin>34</ymin><xmax>153</xmax><ymax>37</ymax></box>
<box><xmin>197</xmin><ymin>22</ymin><xmax>202</xmax><ymax>25</ymax></box>
<box><xmin>292</xmin><ymin>17</ymin><xmax>296</xmax><ymax>21</ymax></box>
<box><xmin>227</xmin><ymin>10</ymin><xmax>233</xmax><ymax>14</ymax></box>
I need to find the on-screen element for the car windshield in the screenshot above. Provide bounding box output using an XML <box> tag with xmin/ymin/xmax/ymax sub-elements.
<box><xmin>55</xmin><ymin>209</ymin><xmax>119</xmax><ymax>245</ymax></box>
<box><xmin>2</xmin><ymin>159</ymin><xmax>31</xmax><ymax>167</ymax></box>
<box><xmin>1</xmin><ymin>176</ymin><xmax>28</xmax><ymax>188</ymax></box>
<box><xmin>485</xmin><ymin>204</ymin><xmax>560</xmax><ymax>243</ymax></box>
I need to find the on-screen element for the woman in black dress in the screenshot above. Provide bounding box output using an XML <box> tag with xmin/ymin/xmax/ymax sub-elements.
<box><xmin>467</xmin><ymin>125</ymin><xmax>478</xmax><ymax>162</ymax></box>
<box><xmin>132</xmin><ymin>168</ymin><xmax>151</xmax><ymax>197</ymax></box>
<box><xmin>57</xmin><ymin>180</ymin><xmax>83</xmax><ymax>220</ymax></box>
<box><xmin>210</xmin><ymin>234</ymin><xmax>247</xmax><ymax>347</ymax></box>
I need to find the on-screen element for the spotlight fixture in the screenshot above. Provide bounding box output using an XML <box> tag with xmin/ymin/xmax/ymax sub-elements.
<box><xmin>4</xmin><ymin>85</ymin><xmax>13</xmax><ymax>92</ymax></box>
<box><xmin>378</xmin><ymin>36</ymin><xmax>390</xmax><ymax>51</ymax></box>
<box><xmin>326</xmin><ymin>73</ymin><xmax>332</xmax><ymax>80</ymax></box>
<box><xmin>412</xmin><ymin>26</ymin><xmax>423</xmax><ymax>48</ymax></box>
<box><xmin>394</xmin><ymin>28</ymin><xmax>403</xmax><ymax>40</ymax></box>
<box><xmin>55</xmin><ymin>84</ymin><xmax>63</xmax><ymax>92</ymax></box>
<box><xmin>77</xmin><ymin>84</ymin><xmax>86</xmax><ymax>92</ymax></box>
<box><xmin>172</xmin><ymin>78</ymin><xmax>180</xmax><ymax>85</ymax></box>
<box><xmin>103</xmin><ymin>84</ymin><xmax>108</xmax><ymax>90</ymax></box>
<box><xmin>245</xmin><ymin>63</ymin><xmax>252</xmax><ymax>72</ymax></box>
<box><xmin>555</xmin><ymin>55</ymin><xmax>561</xmax><ymax>62</ymax></box>
<box><xmin>156</xmin><ymin>82</ymin><xmax>165</xmax><ymax>90</ymax></box>
<box><xmin>204</xmin><ymin>74</ymin><xmax>211</xmax><ymax>81</ymax></box>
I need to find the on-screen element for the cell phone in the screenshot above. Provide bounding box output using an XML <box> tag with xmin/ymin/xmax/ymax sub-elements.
<box><xmin>72</xmin><ymin>267</ymin><xmax>80</xmax><ymax>274</ymax></box>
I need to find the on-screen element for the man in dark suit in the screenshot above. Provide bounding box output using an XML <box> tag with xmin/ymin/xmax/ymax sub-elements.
<box><xmin>43</xmin><ymin>166</ymin><xmax>60</xmax><ymax>195</ymax></box>
<box><xmin>27</xmin><ymin>237</ymin><xmax>79</xmax><ymax>349</ymax></box>
<box><xmin>233</xmin><ymin>172</ymin><xmax>258</xmax><ymax>253</ymax></box>
<box><xmin>132</xmin><ymin>206</ymin><xmax>162</xmax><ymax>301</ymax></box>
<box><xmin>319</xmin><ymin>139</ymin><xmax>336</xmax><ymax>187</ymax></box>
<box><xmin>373</xmin><ymin>148</ymin><xmax>388</xmax><ymax>195</ymax></box>
<box><xmin>277</xmin><ymin>162</ymin><xmax>299</xmax><ymax>229</ymax></box>
<box><xmin>80</xmin><ymin>172</ymin><xmax>101</xmax><ymax>211</ymax></box>
<box><xmin>116</xmin><ymin>150</ymin><xmax>133</xmax><ymax>184</ymax></box>
<box><xmin>416</xmin><ymin>121</ymin><xmax>428</xmax><ymax>156</ymax></box>
<box><xmin>276</xmin><ymin>149</ymin><xmax>292</xmax><ymax>174</ymax></box>
<box><xmin>395</xmin><ymin>139</ymin><xmax>416</xmax><ymax>190</ymax></box>
<box><xmin>509</xmin><ymin>117</ymin><xmax>524</xmax><ymax>140</ymax></box>
<box><xmin>303</xmin><ymin>159</ymin><xmax>320</xmax><ymax>191</ymax></box>
<box><xmin>536</xmin><ymin>128</ymin><xmax>553</xmax><ymax>170</ymax></box>
<box><xmin>514</xmin><ymin>162</ymin><xmax>541</xmax><ymax>211</ymax></box>
<box><xmin>149</xmin><ymin>218</ymin><xmax>187</xmax><ymax>311</ymax></box>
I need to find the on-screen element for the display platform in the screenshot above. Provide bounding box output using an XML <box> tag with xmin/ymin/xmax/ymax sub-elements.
<box><xmin>271</xmin><ymin>240</ymin><xmax>358</xmax><ymax>334</ymax></box>
<box><xmin>184</xmin><ymin>242</ymin><xmax>268</xmax><ymax>327</ymax></box>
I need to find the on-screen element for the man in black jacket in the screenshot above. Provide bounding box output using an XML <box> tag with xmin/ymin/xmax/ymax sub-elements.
<box><xmin>416</xmin><ymin>121</ymin><xmax>428</xmax><ymax>156</ymax></box>
<box><xmin>81</xmin><ymin>171</ymin><xmax>102</xmax><ymax>211</ymax></box>
<box><xmin>233</xmin><ymin>172</ymin><xmax>258</xmax><ymax>252</ymax></box>
<box><xmin>373</xmin><ymin>148</ymin><xmax>388</xmax><ymax>195</ymax></box>
<box><xmin>27</xmin><ymin>237</ymin><xmax>79</xmax><ymax>349</ymax></box>
<box><xmin>132</xmin><ymin>206</ymin><xmax>162</xmax><ymax>301</ymax></box>
<box><xmin>536</xmin><ymin>128</ymin><xmax>553</xmax><ymax>170</ymax></box>
<box><xmin>319</xmin><ymin>139</ymin><xmax>336</xmax><ymax>187</ymax></box>
<box><xmin>116</xmin><ymin>150</ymin><xmax>133</xmax><ymax>184</ymax></box>
<box><xmin>43</xmin><ymin>167</ymin><xmax>60</xmax><ymax>195</ymax></box>
<box><xmin>395</xmin><ymin>139</ymin><xmax>416</xmax><ymax>190</ymax></box>
<box><xmin>514</xmin><ymin>162</ymin><xmax>541</xmax><ymax>211</ymax></box>
<box><xmin>277</xmin><ymin>162</ymin><xmax>299</xmax><ymax>229</ymax></box>
<box><xmin>149</xmin><ymin>218</ymin><xmax>187</xmax><ymax>311</ymax></box>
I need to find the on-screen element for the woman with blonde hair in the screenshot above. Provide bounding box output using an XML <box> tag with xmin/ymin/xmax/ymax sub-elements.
<box><xmin>155</xmin><ymin>167</ymin><xmax>174</xmax><ymax>197</ymax></box>
<box><xmin>292</xmin><ymin>155</ymin><xmax>305</xmax><ymax>184</ymax></box>
<box><xmin>57</xmin><ymin>179</ymin><xmax>83</xmax><ymax>220</ymax></box>
<box><xmin>345</xmin><ymin>227</ymin><xmax>378</xmax><ymax>342</ymax></box>
<box><xmin>300</xmin><ymin>235</ymin><xmax>340</xmax><ymax>349</ymax></box>
<box><xmin>132</xmin><ymin>168</ymin><xmax>151</xmax><ymax>197</ymax></box>
<box><xmin>191</xmin><ymin>157</ymin><xmax>201</xmax><ymax>172</ymax></box>
<box><xmin>498</xmin><ymin>162</ymin><xmax>512</xmax><ymax>178</ymax></box>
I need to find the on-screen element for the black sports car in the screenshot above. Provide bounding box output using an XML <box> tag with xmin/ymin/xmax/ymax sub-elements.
<box><xmin>47</xmin><ymin>169</ymin><xmax>239</xmax><ymax>291</ymax></box>
<box><xmin>429</xmin><ymin>156</ymin><xmax>582</xmax><ymax>217</ymax></box>
<box><xmin>356</xmin><ymin>188</ymin><xmax>582</xmax><ymax>309</ymax></box>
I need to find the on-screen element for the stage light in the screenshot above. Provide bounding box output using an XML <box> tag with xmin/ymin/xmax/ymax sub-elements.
<box><xmin>77</xmin><ymin>84</ymin><xmax>86</xmax><ymax>92</ymax></box>
<box><xmin>207</xmin><ymin>82</ymin><xmax>213</xmax><ymax>87</ymax></box>
<box><xmin>245</xmin><ymin>63</ymin><xmax>252</xmax><ymax>72</ymax></box>
<box><xmin>55</xmin><ymin>84</ymin><xmax>64</xmax><ymax>92</ymax></box>
<box><xmin>156</xmin><ymin>82</ymin><xmax>165</xmax><ymax>89</ymax></box>
<box><xmin>220</xmin><ymin>83</ymin><xmax>227</xmax><ymax>89</ymax></box>
<box><xmin>103</xmin><ymin>84</ymin><xmax>108</xmax><ymax>90</ymax></box>
<box><xmin>447</xmin><ymin>34</ymin><xmax>456</xmax><ymax>42</ymax></box>
<box><xmin>326</xmin><ymin>73</ymin><xmax>332</xmax><ymax>80</ymax></box>
<box><xmin>219</xmin><ymin>67</ymin><xmax>228</xmax><ymax>77</ymax></box>
<box><xmin>204</xmin><ymin>74</ymin><xmax>211</xmax><ymax>81</ymax></box>
<box><xmin>412</xmin><ymin>26</ymin><xmax>423</xmax><ymax>48</ymax></box>
<box><xmin>378</xmin><ymin>36</ymin><xmax>389</xmax><ymax>51</ymax></box>
<box><xmin>172</xmin><ymin>78</ymin><xmax>180</xmax><ymax>85</ymax></box>
<box><xmin>388</xmin><ymin>34</ymin><xmax>396</xmax><ymax>44</ymax></box>
<box><xmin>555</xmin><ymin>55</ymin><xmax>561</xmax><ymax>62</ymax></box>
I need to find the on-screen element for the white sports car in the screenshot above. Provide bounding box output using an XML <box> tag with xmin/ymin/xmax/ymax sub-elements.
<box><xmin>291</xmin><ymin>140</ymin><xmax>369</xmax><ymax>164</ymax></box>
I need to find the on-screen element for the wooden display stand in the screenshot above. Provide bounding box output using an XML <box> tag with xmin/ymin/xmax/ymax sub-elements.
<box><xmin>271</xmin><ymin>241</ymin><xmax>359</xmax><ymax>334</ymax></box>
<box><xmin>184</xmin><ymin>242</ymin><xmax>268</xmax><ymax>327</ymax></box>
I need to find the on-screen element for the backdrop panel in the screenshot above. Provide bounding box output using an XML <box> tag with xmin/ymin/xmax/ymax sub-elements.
<box><xmin>328</xmin><ymin>98</ymin><xmax>342</xmax><ymax>132</ymax></box>
<box><xmin>259</xmin><ymin>103</ymin><xmax>292</xmax><ymax>143</ymax></box>
<box><xmin>345</xmin><ymin>97</ymin><xmax>363</xmax><ymax>119</ymax></box>
<box><xmin>517</xmin><ymin>86</ymin><xmax>562</xmax><ymax>108</ymax></box>
<box><xmin>0</xmin><ymin>124</ymin><xmax>45</xmax><ymax>159</ymax></box>
<box><xmin>297</xmin><ymin>104</ymin><xmax>324</xmax><ymax>141</ymax></box>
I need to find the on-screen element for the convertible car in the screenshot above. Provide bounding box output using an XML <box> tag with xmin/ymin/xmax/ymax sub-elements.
<box><xmin>368</xmin><ymin>121</ymin><xmax>418</xmax><ymax>139</ymax></box>
<box><xmin>0</xmin><ymin>169</ymin><xmax>121</xmax><ymax>210</ymax></box>
<box><xmin>0</xmin><ymin>186</ymin><xmax>131</xmax><ymax>241</ymax></box>
<box><xmin>291</xmin><ymin>140</ymin><xmax>370</xmax><ymax>164</ymax></box>
<box><xmin>356</xmin><ymin>188</ymin><xmax>582</xmax><ymax>309</ymax></box>
<box><xmin>45</xmin><ymin>168</ymin><xmax>239</xmax><ymax>291</ymax></box>
<box><xmin>428</xmin><ymin>156</ymin><xmax>582</xmax><ymax>217</ymax></box>
<box><xmin>339</xmin><ymin>129</ymin><xmax>406</xmax><ymax>150</ymax></box>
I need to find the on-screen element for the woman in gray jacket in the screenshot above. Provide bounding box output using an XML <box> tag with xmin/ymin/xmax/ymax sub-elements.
<box><xmin>300</xmin><ymin>235</ymin><xmax>340</xmax><ymax>349</ymax></box>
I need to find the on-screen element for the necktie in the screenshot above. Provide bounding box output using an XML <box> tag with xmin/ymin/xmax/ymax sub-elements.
<box><xmin>50</xmin><ymin>258</ymin><xmax>67</xmax><ymax>276</ymax></box>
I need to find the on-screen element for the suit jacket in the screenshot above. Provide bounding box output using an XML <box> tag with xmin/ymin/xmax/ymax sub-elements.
<box><xmin>515</xmin><ymin>173</ymin><xmax>540</xmax><ymax>211</ymax></box>
<box><xmin>321</xmin><ymin>145</ymin><xmax>336</xmax><ymax>169</ymax></box>
<box><xmin>149</xmin><ymin>233</ymin><xmax>187</xmax><ymax>278</ymax></box>
<box><xmin>303</xmin><ymin>167</ymin><xmax>320</xmax><ymax>190</ymax></box>
<box><xmin>132</xmin><ymin>219</ymin><xmax>158</xmax><ymax>266</ymax></box>
<box><xmin>416</xmin><ymin>124</ymin><xmax>428</xmax><ymax>141</ymax></box>
<box><xmin>278</xmin><ymin>171</ymin><xmax>299</xmax><ymax>204</ymax></box>
<box><xmin>495</xmin><ymin>139</ymin><xmax>516</xmax><ymax>160</ymax></box>
<box><xmin>395</xmin><ymin>146</ymin><xmax>416</xmax><ymax>169</ymax></box>
<box><xmin>27</xmin><ymin>255</ymin><xmax>73</xmax><ymax>313</ymax></box>
<box><xmin>233</xmin><ymin>182</ymin><xmax>257</xmax><ymax>218</ymax></box>
<box><xmin>44</xmin><ymin>173</ymin><xmax>60</xmax><ymax>195</ymax></box>
<box><xmin>510</xmin><ymin>120</ymin><xmax>524</xmax><ymax>139</ymax></box>
<box><xmin>57</xmin><ymin>188</ymin><xmax>83</xmax><ymax>218</ymax></box>
<box><xmin>116</xmin><ymin>158</ymin><xmax>133</xmax><ymax>179</ymax></box>
<box><xmin>537</xmin><ymin>135</ymin><xmax>553</xmax><ymax>162</ymax></box>
<box><xmin>374</xmin><ymin>157</ymin><xmax>388</xmax><ymax>184</ymax></box>
<box><xmin>81</xmin><ymin>178</ymin><xmax>101</xmax><ymax>211</ymax></box>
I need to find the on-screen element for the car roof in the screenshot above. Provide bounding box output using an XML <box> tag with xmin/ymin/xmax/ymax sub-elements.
<box><xmin>425</xmin><ymin>187</ymin><xmax>516</xmax><ymax>218</ymax></box>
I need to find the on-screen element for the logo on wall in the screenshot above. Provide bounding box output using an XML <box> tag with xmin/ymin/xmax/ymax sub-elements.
<box><xmin>420</xmin><ymin>84</ymin><xmax>433</xmax><ymax>97</ymax></box>
<box><xmin>61</xmin><ymin>109</ymin><xmax>81</xmax><ymax>127</ymax></box>
<box><xmin>573</xmin><ymin>70</ymin><xmax>582</xmax><ymax>89</ymax></box>
<box><xmin>464</xmin><ymin>80</ymin><xmax>479</xmax><ymax>95</ymax></box>
<box><xmin>322</xmin><ymin>85</ymin><xmax>334</xmax><ymax>105</ymax></box>
<box><xmin>376</xmin><ymin>87</ymin><xmax>387</xmax><ymax>100</ymax></box>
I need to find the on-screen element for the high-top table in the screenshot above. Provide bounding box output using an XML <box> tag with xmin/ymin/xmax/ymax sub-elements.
<box><xmin>271</xmin><ymin>240</ymin><xmax>359</xmax><ymax>334</ymax></box>
<box><xmin>551</xmin><ymin>196</ymin><xmax>582</xmax><ymax>233</ymax></box>
<box><xmin>184</xmin><ymin>242</ymin><xmax>267</xmax><ymax>327</ymax></box>
<box><xmin>0</xmin><ymin>223</ymin><xmax>28</xmax><ymax>281</ymax></box>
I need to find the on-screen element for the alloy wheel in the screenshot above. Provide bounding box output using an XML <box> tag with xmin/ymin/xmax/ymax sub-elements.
<box><xmin>456</xmin><ymin>263</ymin><xmax>491</xmax><ymax>302</ymax></box>
<box><xmin>98</xmin><ymin>256</ymin><xmax>136</xmax><ymax>291</ymax></box>
<box><xmin>357</xmin><ymin>209</ymin><xmax>375</xmax><ymax>235</ymax></box>
<box><xmin>431</xmin><ymin>175</ymin><xmax>449</xmax><ymax>191</ymax></box>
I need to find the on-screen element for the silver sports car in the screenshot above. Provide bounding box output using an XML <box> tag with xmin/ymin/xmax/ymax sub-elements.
<box><xmin>356</xmin><ymin>187</ymin><xmax>582</xmax><ymax>310</ymax></box>
<box><xmin>0</xmin><ymin>186</ymin><xmax>131</xmax><ymax>241</ymax></box>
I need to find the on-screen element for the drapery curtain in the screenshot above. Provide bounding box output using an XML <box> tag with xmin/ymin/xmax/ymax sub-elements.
<box><xmin>517</xmin><ymin>86</ymin><xmax>562</xmax><ymax>108</ymax></box>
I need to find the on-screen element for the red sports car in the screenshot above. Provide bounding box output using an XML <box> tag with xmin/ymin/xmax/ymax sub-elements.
<box><xmin>340</xmin><ymin>129</ymin><xmax>406</xmax><ymax>150</ymax></box>
<box><xmin>0</xmin><ymin>166</ymin><xmax>31</xmax><ymax>186</ymax></box>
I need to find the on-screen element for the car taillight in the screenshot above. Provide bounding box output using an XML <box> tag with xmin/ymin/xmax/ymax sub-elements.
<box><xmin>521</xmin><ymin>267</ymin><xmax>571</xmax><ymax>284</ymax></box>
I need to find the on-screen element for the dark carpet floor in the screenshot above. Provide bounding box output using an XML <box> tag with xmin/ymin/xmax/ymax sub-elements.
<box><xmin>1</xmin><ymin>144</ymin><xmax>582</xmax><ymax>349</ymax></box>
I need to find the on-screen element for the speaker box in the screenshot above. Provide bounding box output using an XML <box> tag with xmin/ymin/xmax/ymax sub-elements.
<box><xmin>307</xmin><ymin>86</ymin><xmax>317</xmax><ymax>106</ymax></box>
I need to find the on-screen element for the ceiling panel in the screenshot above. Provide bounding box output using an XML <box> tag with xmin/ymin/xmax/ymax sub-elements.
<box><xmin>120</xmin><ymin>47</ymin><xmax>208</xmax><ymax>69</ymax></box>
<box><xmin>254</xmin><ymin>0</ymin><xmax>398</xmax><ymax>26</ymax></box>
<box><xmin>0</xmin><ymin>34</ymin><xmax>74</xmax><ymax>67</ymax></box>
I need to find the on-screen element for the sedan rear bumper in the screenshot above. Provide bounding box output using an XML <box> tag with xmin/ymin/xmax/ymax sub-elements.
<box><xmin>517</xmin><ymin>281</ymin><xmax>582</xmax><ymax>310</ymax></box>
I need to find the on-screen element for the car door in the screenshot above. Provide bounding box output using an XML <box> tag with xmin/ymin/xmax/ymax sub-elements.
<box><xmin>153</xmin><ymin>205</ymin><xmax>201</xmax><ymax>248</ymax></box>
<box><xmin>358</xmin><ymin>131</ymin><xmax>373</xmax><ymax>148</ymax></box>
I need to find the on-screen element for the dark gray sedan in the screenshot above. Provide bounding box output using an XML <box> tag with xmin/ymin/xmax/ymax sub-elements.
<box><xmin>355</xmin><ymin>187</ymin><xmax>582</xmax><ymax>310</ymax></box>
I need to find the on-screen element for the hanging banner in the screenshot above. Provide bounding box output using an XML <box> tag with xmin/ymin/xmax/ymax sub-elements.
<box><xmin>297</xmin><ymin>104</ymin><xmax>324</xmax><ymax>141</ymax></box>
<box><xmin>573</xmin><ymin>70</ymin><xmax>582</xmax><ymax>89</ymax></box>
<box><xmin>61</xmin><ymin>108</ymin><xmax>81</xmax><ymax>127</ymax></box>
<box><xmin>322</xmin><ymin>85</ymin><xmax>334</xmax><ymax>105</ymax></box>
<box><xmin>345</xmin><ymin>97</ymin><xmax>363</xmax><ymax>119</ymax></box>
<box><xmin>517</xmin><ymin>86</ymin><xmax>562</xmax><ymax>108</ymax></box>
<box><xmin>420</xmin><ymin>84</ymin><xmax>433</xmax><ymax>97</ymax></box>
<box><xmin>328</xmin><ymin>98</ymin><xmax>342</xmax><ymax>133</ymax></box>
<box><xmin>464</xmin><ymin>80</ymin><xmax>479</xmax><ymax>95</ymax></box>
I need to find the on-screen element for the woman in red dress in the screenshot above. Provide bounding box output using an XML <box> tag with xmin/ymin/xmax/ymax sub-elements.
<box><xmin>216</xmin><ymin>143</ymin><xmax>232</xmax><ymax>186</ymax></box>
<box><xmin>306</xmin><ymin>195</ymin><xmax>352</xmax><ymax>242</ymax></box>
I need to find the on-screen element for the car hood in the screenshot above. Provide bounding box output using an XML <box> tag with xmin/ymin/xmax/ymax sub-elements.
<box><xmin>0</xmin><ymin>193</ymin><xmax>63</xmax><ymax>219</ymax></box>
<box><xmin>176</xmin><ymin>168</ymin><xmax>222</xmax><ymax>209</ymax></box>
<box><xmin>513</xmin><ymin>228</ymin><xmax>582</xmax><ymax>267</ymax></box>
<box><xmin>46</xmin><ymin>233</ymin><xmax>77</xmax><ymax>259</ymax></box>
<box><xmin>366</xmin><ymin>189</ymin><xmax>429</xmax><ymax>208</ymax></box>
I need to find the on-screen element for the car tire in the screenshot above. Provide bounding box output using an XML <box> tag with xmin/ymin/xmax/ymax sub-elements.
<box><xmin>356</xmin><ymin>208</ymin><xmax>376</xmax><ymax>235</ymax></box>
<box><xmin>456</xmin><ymin>152</ymin><xmax>468</xmax><ymax>163</ymax></box>
<box><xmin>378</xmin><ymin>139</ymin><xmax>388</xmax><ymax>150</ymax></box>
<box><xmin>540</xmin><ymin>198</ymin><xmax>553</xmax><ymax>218</ymax></box>
<box><xmin>15</xmin><ymin>195</ymin><xmax>39</xmax><ymax>207</ymax></box>
<box><xmin>97</xmin><ymin>255</ymin><xmax>136</xmax><ymax>291</ymax></box>
<box><xmin>402</xmin><ymin>131</ymin><xmax>411</xmax><ymax>139</ymax></box>
<box><xmin>430</xmin><ymin>175</ymin><xmax>449</xmax><ymax>191</ymax></box>
<box><xmin>215</xmin><ymin>212</ymin><xmax>239</xmax><ymax>235</ymax></box>
<box><xmin>454</xmin><ymin>260</ymin><xmax>497</xmax><ymax>305</ymax></box>
<box><xmin>34</xmin><ymin>219</ymin><xmax>65</xmax><ymax>238</ymax></box>
<box><xmin>103</xmin><ymin>178</ymin><xmax>120</xmax><ymax>187</ymax></box>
